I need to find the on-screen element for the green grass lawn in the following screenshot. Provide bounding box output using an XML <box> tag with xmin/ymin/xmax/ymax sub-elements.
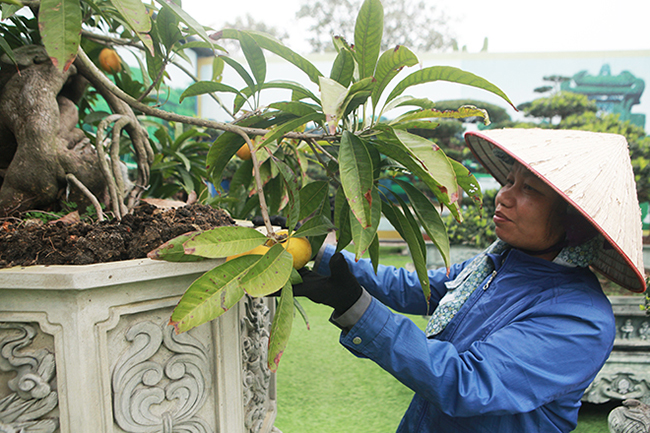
<box><xmin>274</xmin><ymin>247</ymin><xmax>615</xmax><ymax>432</ymax></box>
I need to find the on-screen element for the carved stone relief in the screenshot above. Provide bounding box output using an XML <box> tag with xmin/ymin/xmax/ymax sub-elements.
<box><xmin>618</xmin><ymin>319</ymin><xmax>650</xmax><ymax>341</ymax></box>
<box><xmin>111</xmin><ymin>320</ymin><xmax>212</xmax><ymax>433</ymax></box>
<box><xmin>584</xmin><ymin>372</ymin><xmax>650</xmax><ymax>404</ymax></box>
<box><xmin>241</xmin><ymin>297</ymin><xmax>272</xmax><ymax>433</ymax></box>
<box><xmin>585</xmin><ymin>298</ymin><xmax>650</xmax><ymax>405</ymax></box>
<box><xmin>0</xmin><ymin>322</ymin><xmax>58</xmax><ymax>433</ymax></box>
<box><xmin>608</xmin><ymin>399</ymin><xmax>650</xmax><ymax>433</ymax></box>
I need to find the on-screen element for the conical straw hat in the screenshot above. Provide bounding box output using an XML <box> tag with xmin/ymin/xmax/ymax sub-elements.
<box><xmin>464</xmin><ymin>128</ymin><xmax>646</xmax><ymax>293</ymax></box>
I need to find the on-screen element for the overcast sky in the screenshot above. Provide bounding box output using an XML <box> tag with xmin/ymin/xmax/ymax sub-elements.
<box><xmin>182</xmin><ymin>0</ymin><xmax>650</xmax><ymax>54</ymax></box>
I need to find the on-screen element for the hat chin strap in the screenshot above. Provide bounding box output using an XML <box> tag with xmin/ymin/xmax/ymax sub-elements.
<box><xmin>515</xmin><ymin>237</ymin><xmax>567</xmax><ymax>257</ymax></box>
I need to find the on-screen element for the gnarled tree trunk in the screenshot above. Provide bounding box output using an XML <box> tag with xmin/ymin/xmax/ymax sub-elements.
<box><xmin>0</xmin><ymin>45</ymin><xmax>106</xmax><ymax>216</ymax></box>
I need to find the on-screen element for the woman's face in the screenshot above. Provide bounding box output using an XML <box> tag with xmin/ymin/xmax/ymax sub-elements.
<box><xmin>493</xmin><ymin>162</ymin><xmax>566</xmax><ymax>258</ymax></box>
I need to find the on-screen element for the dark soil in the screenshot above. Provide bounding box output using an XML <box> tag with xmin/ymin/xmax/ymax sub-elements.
<box><xmin>0</xmin><ymin>203</ymin><xmax>235</xmax><ymax>268</ymax></box>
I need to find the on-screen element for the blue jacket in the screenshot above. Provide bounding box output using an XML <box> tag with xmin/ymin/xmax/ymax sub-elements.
<box><xmin>316</xmin><ymin>245</ymin><xmax>615</xmax><ymax>433</ymax></box>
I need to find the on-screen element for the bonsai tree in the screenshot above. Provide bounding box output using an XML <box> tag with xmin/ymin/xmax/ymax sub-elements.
<box><xmin>1</xmin><ymin>0</ymin><xmax>515</xmax><ymax>371</ymax></box>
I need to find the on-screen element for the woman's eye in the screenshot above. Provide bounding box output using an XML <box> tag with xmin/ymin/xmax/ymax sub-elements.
<box><xmin>523</xmin><ymin>183</ymin><xmax>537</xmax><ymax>192</ymax></box>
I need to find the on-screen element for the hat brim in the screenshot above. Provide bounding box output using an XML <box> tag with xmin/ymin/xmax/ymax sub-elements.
<box><xmin>465</xmin><ymin>129</ymin><xmax>646</xmax><ymax>293</ymax></box>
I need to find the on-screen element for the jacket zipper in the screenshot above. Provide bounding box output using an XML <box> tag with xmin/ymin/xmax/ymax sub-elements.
<box><xmin>483</xmin><ymin>270</ymin><xmax>497</xmax><ymax>290</ymax></box>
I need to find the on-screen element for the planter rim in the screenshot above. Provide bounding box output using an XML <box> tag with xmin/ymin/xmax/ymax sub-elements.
<box><xmin>0</xmin><ymin>258</ymin><xmax>222</xmax><ymax>291</ymax></box>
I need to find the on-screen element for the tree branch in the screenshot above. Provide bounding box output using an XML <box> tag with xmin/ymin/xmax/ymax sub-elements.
<box><xmin>96</xmin><ymin>114</ymin><xmax>125</xmax><ymax>219</ymax></box>
<box><xmin>76</xmin><ymin>47</ymin><xmax>331</xmax><ymax>141</ymax></box>
<box><xmin>65</xmin><ymin>173</ymin><xmax>105</xmax><ymax>222</ymax></box>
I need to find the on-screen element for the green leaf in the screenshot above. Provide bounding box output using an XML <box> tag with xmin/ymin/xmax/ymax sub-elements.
<box><xmin>298</xmin><ymin>181</ymin><xmax>329</xmax><ymax>221</ymax></box>
<box><xmin>239</xmin><ymin>30</ymin><xmax>266</xmax><ymax>88</ymax></box>
<box><xmin>372</xmin><ymin>45</ymin><xmax>418</xmax><ymax>112</ymax></box>
<box><xmin>393</xmin><ymin>179</ymin><xmax>450</xmax><ymax>268</ymax></box>
<box><xmin>216</xmin><ymin>29</ymin><xmax>322</xmax><ymax>85</ymax></box>
<box><xmin>169</xmin><ymin>256</ymin><xmax>257</xmax><ymax>333</ymax></box>
<box><xmin>111</xmin><ymin>0</ymin><xmax>153</xmax><ymax>55</ymax></box>
<box><xmin>145</xmin><ymin>48</ymin><xmax>164</xmax><ymax>86</ymax></box>
<box><xmin>334</xmin><ymin>187</ymin><xmax>352</xmax><ymax>252</ymax></box>
<box><xmin>147</xmin><ymin>231</ymin><xmax>205</xmax><ymax>262</ymax></box>
<box><xmin>154</xmin><ymin>0</ymin><xmax>212</xmax><ymax>46</ymax></box>
<box><xmin>340</xmin><ymin>131</ymin><xmax>374</xmax><ymax>228</ymax></box>
<box><xmin>1</xmin><ymin>1</ymin><xmax>22</xmax><ymax>11</ymax></box>
<box><xmin>301</xmin><ymin>194</ymin><xmax>332</xmax><ymax>259</ymax></box>
<box><xmin>381</xmin><ymin>200</ymin><xmax>430</xmax><ymax>302</ymax></box>
<box><xmin>371</xmin><ymin>126</ymin><xmax>460</xmax><ymax>221</ymax></box>
<box><xmin>391</xmin><ymin>120</ymin><xmax>439</xmax><ymax>131</ymax></box>
<box><xmin>330</xmin><ymin>48</ymin><xmax>355</xmax><ymax>87</ymax></box>
<box><xmin>392</xmin><ymin>105</ymin><xmax>490</xmax><ymax>125</ymax></box>
<box><xmin>450</xmin><ymin>159</ymin><xmax>482</xmax><ymax>205</ymax></box>
<box><xmin>239</xmin><ymin>243</ymin><xmax>293</xmax><ymax>297</ymax></box>
<box><xmin>156</xmin><ymin>5</ymin><xmax>181</xmax><ymax>50</ymax></box>
<box><xmin>354</xmin><ymin>0</ymin><xmax>383</xmax><ymax>79</ymax></box>
<box><xmin>183</xmin><ymin>226</ymin><xmax>268</xmax><ymax>258</ymax></box>
<box><xmin>393</xmin><ymin>129</ymin><xmax>459</xmax><ymax>206</ymax></box>
<box><xmin>319</xmin><ymin>76</ymin><xmax>347</xmax><ymax>133</ymax></box>
<box><xmin>228</xmin><ymin>158</ymin><xmax>254</xmax><ymax>201</ymax></box>
<box><xmin>180</xmin><ymin>40</ymin><xmax>225</xmax><ymax>53</ymax></box>
<box><xmin>180</xmin><ymin>81</ymin><xmax>241</xmax><ymax>102</ymax></box>
<box><xmin>386</xmin><ymin>66</ymin><xmax>515</xmax><ymax>109</ymax></box>
<box><xmin>212</xmin><ymin>55</ymin><xmax>225</xmax><ymax>81</ymax></box>
<box><xmin>395</xmin><ymin>194</ymin><xmax>430</xmax><ymax>299</ymax></box>
<box><xmin>396</xmin><ymin>193</ymin><xmax>426</xmax><ymax>256</ymax></box>
<box><xmin>268</xmin><ymin>101</ymin><xmax>318</xmax><ymax>118</ymax></box>
<box><xmin>349</xmin><ymin>186</ymin><xmax>381</xmax><ymax>260</ymax></box>
<box><xmin>206</xmin><ymin>132</ymin><xmax>245</xmax><ymax>185</ymax></box>
<box><xmin>368</xmin><ymin>232</ymin><xmax>379</xmax><ymax>274</ymax></box>
<box><xmin>258</xmin><ymin>112</ymin><xmax>324</xmax><ymax>151</ymax></box>
<box><xmin>382</xmin><ymin>96</ymin><xmax>437</xmax><ymax>114</ymax></box>
<box><xmin>270</xmin><ymin>155</ymin><xmax>301</xmax><ymax>232</ymax></box>
<box><xmin>234</xmin><ymin>80</ymin><xmax>321</xmax><ymax>114</ymax></box>
<box><xmin>221</xmin><ymin>56</ymin><xmax>256</xmax><ymax>97</ymax></box>
<box><xmin>39</xmin><ymin>0</ymin><xmax>82</xmax><ymax>71</ymax></box>
<box><xmin>294</xmin><ymin>298</ymin><xmax>310</xmax><ymax>330</ymax></box>
<box><xmin>293</xmin><ymin>215</ymin><xmax>336</xmax><ymax>238</ymax></box>
<box><xmin>268</xmin><ymin>282</ymin><xmax>294</xmax><ymax>372</ymax></box>
<box><xmin>339</xmin><ymin>77</ymin><xmax>375</xmax><ymax>120</ymax></box>
<box><xmin>0</xmin><ymin>35</ymin><xmax>16</xmax><ymax>65</ymax></box>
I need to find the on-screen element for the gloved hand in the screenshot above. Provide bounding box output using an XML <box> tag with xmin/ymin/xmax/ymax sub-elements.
<box><xmin>293</xmin><ymin>252</ymin><xmax>363</xmax><ymax>315</ymax></box>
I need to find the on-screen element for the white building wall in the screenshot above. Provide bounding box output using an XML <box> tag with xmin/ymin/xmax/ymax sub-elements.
<box><xmin>194</xmin><ymin>50</ymin><xmax>650</xmax><ymax>132</ymax></box>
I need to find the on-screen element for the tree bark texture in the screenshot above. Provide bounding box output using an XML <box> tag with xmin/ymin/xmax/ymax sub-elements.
<box><xmin>0</xmin><ymin>45</ymin><xmax>106</xmax><ymax>216</ymax></box>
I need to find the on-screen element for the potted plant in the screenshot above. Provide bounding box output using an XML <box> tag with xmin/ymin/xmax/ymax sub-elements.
<box><xmin>147</xmin><ymin>0</ymin><xmax>514</xmax><ymax>385</ymax></box>
<box><xmin>0</xmin><ymin>0</ymin><xmax>515</xmax><ymax>432</ymax></box>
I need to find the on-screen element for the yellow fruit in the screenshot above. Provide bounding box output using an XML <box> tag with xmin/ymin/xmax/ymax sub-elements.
<box><xmin>225</xmin><ymin>230</ymin><xmax>312</xmax><ymax>269</ymax></box>
<box><xmin>226</xmin><ymin>244</ymin><xmax>269</xmax><ymax>262</ymax></box>
<box><xmin>283</xmin><ymin>236</ymin><xmax>312</xmax><ymax>269</ymax></box>
<box><xmin>236</xmin><ymin>143</ymin><xmax>252</xmax><ymax>160</ymax></box>
<box><xmin>99</xmin><ymin>48</ymin><xmax>121</xmax><ymax>73</ymax></box>
<box><xmin>270</xmin><ymin>230</ymin><xmax>312</xmax><ymax>269</ymax></box>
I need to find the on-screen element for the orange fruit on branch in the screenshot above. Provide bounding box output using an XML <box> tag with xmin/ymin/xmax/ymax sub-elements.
<box><xmin>236</xmin><ymin>143</ymin><xmax>252</xmax><ymax>160</ymax></box>
<box><xmin>99</xmin><ymin>48</ymin><xmax>122</xmax><ymax>73</ymax></box>
<box><xmin>268</xmin><ymin>230</ymin><xmax>312</xmax><ymax>270</ymax></box>
<box><xmin>225</xmin><ymin>230</ymin><xmax>312</xmax><ymax>270</ymax></box>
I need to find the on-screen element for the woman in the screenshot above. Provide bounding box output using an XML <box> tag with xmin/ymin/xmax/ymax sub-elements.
<box><xmin>294</xmin><ymin>128</ymin><xmax>646</xmax><ymax>433</ymax></box>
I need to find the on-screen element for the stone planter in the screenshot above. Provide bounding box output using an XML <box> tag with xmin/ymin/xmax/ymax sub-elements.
<box><xmin>0</xmin><ymin>258</ymin><xmax>277</xmax><ymax>433</ymax></box>
<box><xmin>583</xmin><ymin>295</ymin><xmax>650</xmax><ymax>404</ymax></box>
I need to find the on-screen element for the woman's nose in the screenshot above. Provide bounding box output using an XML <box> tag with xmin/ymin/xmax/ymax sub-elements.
<box><xmin>496</xmin><ymin>186</ymin><xmax>514</xmax><ymax>207</ymax></box>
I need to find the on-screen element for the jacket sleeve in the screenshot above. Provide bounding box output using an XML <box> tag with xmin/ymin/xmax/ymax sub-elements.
<box><xmin>315</xmin><ymin>244</ymin><xmax>467</xmax><ymax>315</ymax></box>
<box><xmin>338</xmin><ymin>294</ymin><xmax>615</xmax><ymax>417</ymax></box>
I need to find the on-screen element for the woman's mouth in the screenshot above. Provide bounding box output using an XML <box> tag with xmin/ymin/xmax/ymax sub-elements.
<box><xmin>493</xmin><ymin>210</ymin><xmax>511</xmax><ymax>225</ymax></box>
